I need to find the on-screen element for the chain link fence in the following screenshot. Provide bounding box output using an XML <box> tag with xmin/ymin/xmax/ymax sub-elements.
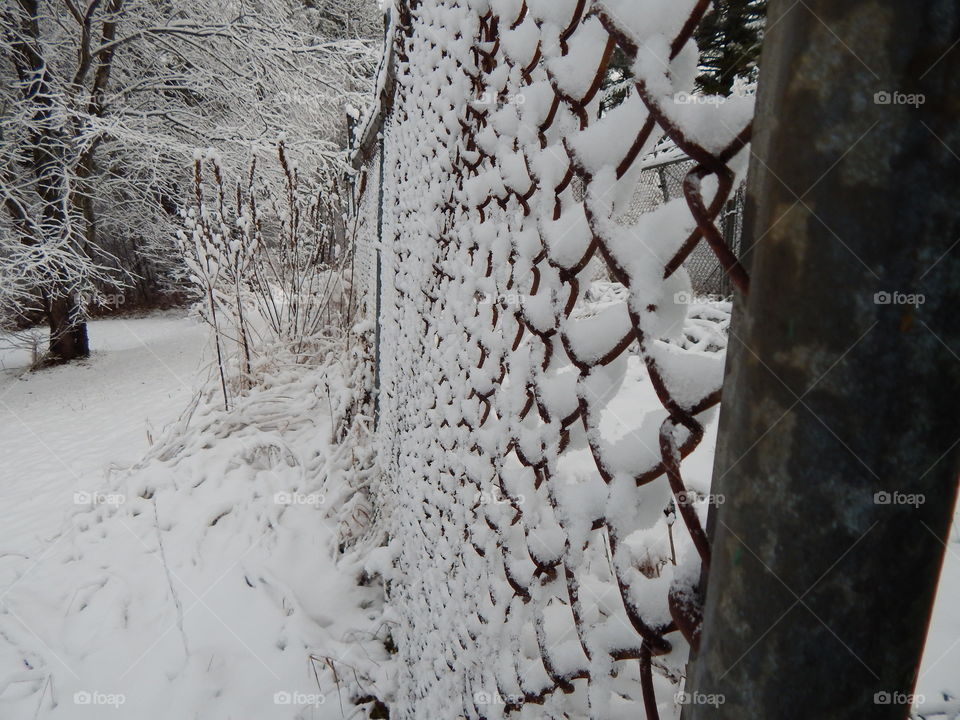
<box><xmin>346</xmin><ymin>2</ymin><xmax>754</xmax><ymax>717</ymax></box>
<box><xmin>619</xmin><ymin>155</ymin><xmax>746</xmax><ymax>298</ymax></box>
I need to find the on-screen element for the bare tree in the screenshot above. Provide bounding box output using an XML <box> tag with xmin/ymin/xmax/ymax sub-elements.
<box><xmin>0</xmin><ymin>0</ymin><xmax>379</xmax><ymax>362</ymax></box>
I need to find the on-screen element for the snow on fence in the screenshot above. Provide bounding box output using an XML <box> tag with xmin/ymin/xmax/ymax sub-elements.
<box><xmin>621</xmin><ymin>150</ymin><xmax>747</xmax><ymax>298</ymax></box>
<box><xmin>348</xmin><ymin>1</ymin><xmax>753</xmax><ymax>717</ymax></box>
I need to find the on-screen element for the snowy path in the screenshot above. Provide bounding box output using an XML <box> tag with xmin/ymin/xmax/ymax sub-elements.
<box><xmin>0</xmin><ymin>319</ymin><xmax>380</xmax><ymax>719</ymax></box>
<box><xmin>0</xmin><ymin>314</ymin><xmax>208</xmax><ymax>557</ymax></box>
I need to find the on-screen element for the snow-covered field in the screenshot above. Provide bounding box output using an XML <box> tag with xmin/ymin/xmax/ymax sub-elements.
<box><xmin>0</xmin><ymin>314</ymin><xmax>956</xmax><ymax>719</ymax></box>
<box><xmin>0</xmin><ymin>314</ymin><xmax>208</xmax><ymax>552</ymax></box>
<box><xmin>0</xmin><ymin>315</ymin><xmax>385</xmax><ymax>719</ymax></box>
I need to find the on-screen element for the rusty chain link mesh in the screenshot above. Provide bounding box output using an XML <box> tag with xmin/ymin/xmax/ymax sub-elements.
<box><xmin>619</xmin><ymin>157</ymin><xmax>745</xmax><ymax>296</ymax></box>
<box><xmin>351</xmin><ymin>1</ymin><xmax>753</xmax><ymax>716</ymax></box>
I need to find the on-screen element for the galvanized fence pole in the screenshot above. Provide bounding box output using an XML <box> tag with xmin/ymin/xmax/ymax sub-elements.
<box><xmin>685</xmin><ymin>1</ymin><xmax>960</xmax><ymax>718</ymax></box>
<box><xmin>373</xmin><ymin>130</ymin><xmax>384</xmax><ymax>429</ymax></box>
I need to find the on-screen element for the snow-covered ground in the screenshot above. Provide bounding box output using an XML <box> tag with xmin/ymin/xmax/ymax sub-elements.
<box><xmin>0</xmin><ymin>315</ymin><xmax>385</xmax><ymax>719</ymax></box>
<box><xmin>0</xmin><ymin>314</ymin><xmax>208</xmax><ymax>552</ymax></box>
<box><xmin>0</xmin><ymin>314</ymin><xmax>956</xmax><ymax>719</ymax></box>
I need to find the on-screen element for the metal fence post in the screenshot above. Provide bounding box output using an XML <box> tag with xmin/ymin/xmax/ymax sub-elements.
<box><xmin>373</xmin><ymin>130</ymin><xmax>384</xmax><ymax>429</ymax></box>
<box><xmin>685</xmin><ymin>1</ymin><xmax>960</xmax><ymax>718</ymax></box>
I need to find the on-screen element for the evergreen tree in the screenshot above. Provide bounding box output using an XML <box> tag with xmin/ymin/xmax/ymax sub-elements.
<box><xmin>599</xmin><ymin>46</ymin><xmax>633</xmax><ymax>116</ymax></box>
<box><xmin>696</xmin><ymin>0</ymin><xmax>767</xmax><ymax>95</ymax></box>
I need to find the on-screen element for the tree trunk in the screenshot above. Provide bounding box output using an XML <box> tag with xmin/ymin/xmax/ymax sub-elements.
<box><xmin>46</xmin><ymin>293</ymin><xmax>89</xmax><ymax>363</ymax></box>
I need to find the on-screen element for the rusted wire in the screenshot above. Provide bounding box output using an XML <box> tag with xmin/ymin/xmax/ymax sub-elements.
<box><xmin>354</xmin><ymin>1</ymin><xmax>752</xmax><ymax>717</ymax></box>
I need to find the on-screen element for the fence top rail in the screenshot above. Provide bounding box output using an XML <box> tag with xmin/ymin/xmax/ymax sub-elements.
<box><xmin>349</xmin><ymin>10</ymin><xmax>397</xmax><ymax>172</ymax></box>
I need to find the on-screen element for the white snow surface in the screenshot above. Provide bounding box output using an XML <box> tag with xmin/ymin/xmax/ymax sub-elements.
<box><xmin>916</xmin><ymin>517</ymin><xmax>960</xmax><ymax>719</ymax></box>
<box><xmin>0</xmin><ymin>309</ymin><xmax>956</xmax><ymax>719</ymax></box>
<box><xmin>0</xmin><ymin>315</ymin><xmax>386</xmax><ymax>719</ymax></box>
<box><xmin>0</xmin><ymin>314</ymin><xmax>207</xmax><ymax>551</ymax></box>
